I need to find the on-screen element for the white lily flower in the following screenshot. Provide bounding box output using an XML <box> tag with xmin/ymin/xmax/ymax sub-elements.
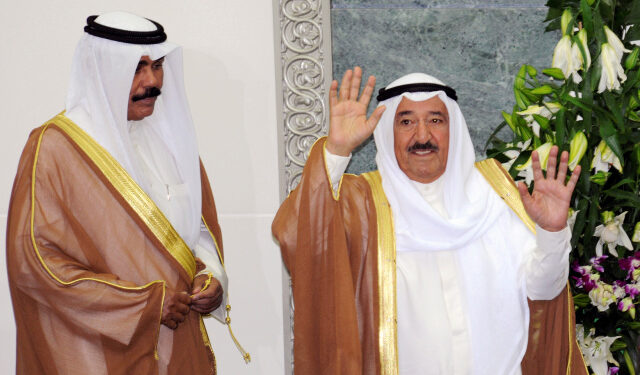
<box><xmin>591</xmin><ymin>140</ymin><xmax>622</xmax><ymax>173</ymax></box>
<box><xmin>576</xmin><ymin>325</ymin><xmax>620</xmax><ymax>375</ymax></box>
<box><xmin>598</xmin><ymin>43</ymin><xmax>628</xmax><ymax>93</ymax></box>
<box><xmin>516</xmin><ymin>103</ymin><xmax>562</xmax><ymax>137</ymax></box>
<box><xmin>502</xmin><ymin>139</ymin><xmax>532</xmax><ymax>171</ymax></box>
<box><xmin>594</xmin><ymin>211</ymin><xmax>633</xmax><ymax>257</ymax></box>
<box><xmin>516</xmin><ymin>142</ymin><xmax>553</xmax><ymax>185</ymax></box>
<box><xmin>604</xmin><ymin>26</ymin><xmax>631</xmax><ymax>60</ymax></box>
<box><xmin>553</xmin><ymin>35</ymin><xmax>583</xmax><ymax>83</ymax></box>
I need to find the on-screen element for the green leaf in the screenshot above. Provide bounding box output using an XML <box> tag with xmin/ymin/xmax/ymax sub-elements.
<box><xmin>573</xmin><ymin>293</ymin><xmax>591</xmax><ymax>307</ymax></box>
<box><xmin>603</xmin><ymin>190</ymin><xmax>640</xmax><ymax>208</ymax></box>
<box><xmin>530</xmin><ymin>85</ymin><xmax>554</xmax><ymax>95</ymax></box>
<box><xmin>580</xmin><ymin>0</ymin><xmax>593</xmax><ymax>37</ymax></box>
<box><xmin>515</xmin><ymin>89</ymin><xmax>530</xmax><ymax>110</ymax></box>
<box><xmin>502</xmin><ymin>111</ymin><xmax>516</xmax><ymax>132</ymax></box>
<box><xmin>545</xmin><ymin>6</ymin><xmax>563</xmax><ymax>22</ymax></box>
<box><xmin>626</xmin><ymin>1</ymin><xmax>640</xmax><ymax>25</ymax></box>
<box><xmin>543</xmin><ymin>68</ymin><xmax>566</xmax><ymax>80</ymax></box>
<box><xmin>564</xmin><ymin>95</ymin><xmax>593</xmax><ymax>112</ymax></box>
<box><xmin>514</xmin><ymin>65</ymin><xmax>527</xmax><ymax>90</ymax></box>
<box><xmin>526</xmin><ymin>65</ymin><xmax>537</xmax><ymax>77</ymax></box>
<box><xmin>630</xmin><ymin>111</ymin><xmax>640</xmax><ymax>122</ymax></box>
<box><xmin>627</xmin><ymin>322</ymin><xmax>640</xmax><ymax>330</ymax></box>
<box><xmin>532</xmin><ymin>114</ymin><xmax>551</xmax><ymax>131</ymax></box>
<box><xmin>602</xmin><ymin>91</ymin><xmax>625</xmax><ymax>130</ymax></box>
<box><xmin>598</xmin><ymin>117</ymin><xmax>625</xmax><ymax>166</ymax></box>
<box><xmin>608</xmin><ymin>178</ymin><xmax>636</xmax><ymax>190</ymax></box>
<box><xmin>611</xmin><ymin>339</ymin><xmax>628</xmax><ymax>352</ymax></box>
<box><xmin>556</xmin><ymin>109</ymin><xmax>567</xmax><ymax>146</ymax></box>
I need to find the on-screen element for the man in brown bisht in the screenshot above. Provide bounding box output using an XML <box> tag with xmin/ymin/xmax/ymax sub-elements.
<box><xmin>273</xmin><ymin>68</ymin><xmax>589</xmax><ymax>374</ymax></box>
<box><xmin>7</xmin><ymin>11</ymin><xmax>247</xmax><ymax>374</ymax></box>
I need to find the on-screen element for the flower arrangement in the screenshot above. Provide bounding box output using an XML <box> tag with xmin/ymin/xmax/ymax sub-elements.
<box><xmin>487</xmin><ymin>0</ymin><xmax>640</xmax><ymax>373</ymax></box>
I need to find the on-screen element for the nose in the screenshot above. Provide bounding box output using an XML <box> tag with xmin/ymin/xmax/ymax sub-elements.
<box><xmin>140</xmin><ymin>66</ymin><xmax>158</xmax><ymax>88</ymax></box>
<box><xmin>415</xmin><ymin>121</ymin><xmax>431</xmax><ymax>143</ymax></box>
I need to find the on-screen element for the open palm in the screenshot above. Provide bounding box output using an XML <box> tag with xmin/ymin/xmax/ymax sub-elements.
<box><xmin>326</xmin><ymin>67</ymin><xmax>386</xmax><ymax>156</ymax></box>
<box><xmin>517</xmin><ymin>146</ymin><xmax>581</xmax><ymax>232</ymax></box>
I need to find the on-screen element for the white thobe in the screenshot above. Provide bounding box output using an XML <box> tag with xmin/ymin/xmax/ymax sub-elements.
<box><xmin>324</xmin><ymin>149</ymin><xmax>571</xmax><ymax>375</ymax></box>
<box><xmin>129</xmin><ymin>123</ymin><xmax>228</xmax><ymax>323</ymax></box>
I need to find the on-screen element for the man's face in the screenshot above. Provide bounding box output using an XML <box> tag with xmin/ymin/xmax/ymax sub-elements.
<box><xmin>393</xmin><ymin>96</ymin><xmax>450</xmax><ymax>183</ymax></box>
<box><xmin>127</xmin><ymin>56</ymin><xmax>164</xmax><ymax>121</ymax></box>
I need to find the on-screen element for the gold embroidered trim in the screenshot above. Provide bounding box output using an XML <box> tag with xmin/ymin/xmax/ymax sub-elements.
<box><xmin>51</xmin><ymin>114</ymin><xmax>196</xmax><ymax>279</ymax></box>
<box><xmin>475</xmin><ymin>159</ymin><xmax>536</xmax><ymax>234</ymax></box>
<box><xmin>30</xmin><ymin>122</ymin><xmax>166</xmax><ymax>359</ymax></box>
<box><xmin>362</xmin><ymin>171</ymin><xmax>398</xmax><ymax>375</ymax></box>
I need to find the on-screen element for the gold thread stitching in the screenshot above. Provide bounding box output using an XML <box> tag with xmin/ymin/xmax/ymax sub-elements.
<box><xmin>362</xmin><ymin>171</ymin><xmax>398</xmax><ymax>375</ymax></box>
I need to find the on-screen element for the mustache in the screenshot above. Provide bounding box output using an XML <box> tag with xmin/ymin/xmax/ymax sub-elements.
<box><xmin>132</xmin><ymin>87</ymin><xmax>162</xmax><ymax>102</ymax></box>
<box><xmin>407</xmin><ymin>141</ymin><xmax>438</xmax><ymax>152</ymax></box>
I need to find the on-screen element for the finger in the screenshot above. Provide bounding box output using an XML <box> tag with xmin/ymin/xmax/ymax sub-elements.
<box><xmin>556</xmin><ymin>150</ymin><xmax>569</xmax><ymax>182</ymax></box>
<box><xmin>358</xmin><ymin>75</ymin><xmax>376</xmax><ymax>105</ymax></box>
<box><xmin>339</xmin><ymin>69</ymin><xmax>352</xmax><ymax>101</ymax></box>
<box><xmin>329</xmin><ymin>80</ymin><xmax>338</xmax><ymax>109</ymax></box>
<box><xmin>566</xmin><ymin>165</ymin><xmax>581</xmax><ymax>193</ymax></box>
<box><xmin>349</xmin><ymin>66</ymin><xmax>362</xmax><ymax>101</ymax></box>
<box><xmin>517</xmin><ymin>181</ymin><xmax>534</xmax><ymax>211</ymax></box>
<box><xmin>176</xmin><ymin>292</ymin><xmax>192</xmax><ymax>305</ymax></box>
<box><xmin>366</xmin><ymin>105</ymin><xmax>386</xmax><ymax>132</ymax></box>
<box><xmin>173</xmin><ymin>312</ymin><xmax>187</xmax><ymax>323</ymax></box>
<box><xmin>163</xmin><ymin>319</ymin><xmax>177</xmax><ymax>330</ymax></box>
<box><xmin>173</xmin><ymin>300</ymin><xmax>191</xmax><ymax>315</ymax></box>
<box><xmin>531</xmin><ymin>151</ymin><xmax>544</xmax><ymax>182</ymax></box>
<box><xmin>546</xmin><ymin>146</ymin><xmax>558</xmax><ymax>180</ymax></box>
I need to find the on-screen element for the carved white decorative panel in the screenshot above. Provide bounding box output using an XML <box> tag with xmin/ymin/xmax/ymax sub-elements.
<box><xmin>273</xmin><ymin>0</ymin><xmax>332</xmax><ymax>374</ymax></box>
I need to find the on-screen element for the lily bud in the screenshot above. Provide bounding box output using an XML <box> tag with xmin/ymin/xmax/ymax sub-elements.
<box><xmin>576</xmin><ymin>29</ymin><xmax>591</xmax><ymax>69</ymax></box>
<box><xmin>568</xmin><ymin>132</ymin><xmax>587</xmax><ymax>170</ymax></box>
<box><xmin>561</xmin><ymin>9</ymin><xmax>573</xmax><ymax>36</ymax></box>
<box><xmin>626</xmin><ymin>47</ymin><xmax>640</xmax><ymax>70</ymax></box>
<box><xmin>633</xmin><ymin>222</ymin><xmax>640</xmax><ymax>242</ymax></box>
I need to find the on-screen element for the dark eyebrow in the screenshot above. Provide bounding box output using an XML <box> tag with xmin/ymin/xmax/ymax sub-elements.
<box><xmin>430</xmin><ymin>111</ymin><xmax>446</xmax><ymax>117</ymax></box>
<box><xmin>397</xmin><ymin>110</ymin><xmax>414</xmax><ymax>117</ymax></box>
<box><xmin>137</xmin><ymin>60</ymin><xmax>149</xmax><ymax>68</ymax></box>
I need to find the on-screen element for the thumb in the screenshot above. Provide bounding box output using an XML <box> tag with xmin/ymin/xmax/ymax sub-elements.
<box><xmin>366</xmin><ymin>105</ymin><xmax>386</xmax><ymax>132</ymax></box>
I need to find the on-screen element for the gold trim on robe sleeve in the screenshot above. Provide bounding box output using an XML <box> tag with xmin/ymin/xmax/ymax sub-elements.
<box><xmin>50</xmin><ymin>113</ymin><xmax>196</xmax><ymax>279</ymax></box>
<box><xmin>362</xmin><ymin>170</ymin><xmax>398</xmax><ymax>375</ymax></box>
<box><xmin>475</xmin><ymin>159</ymin><xmax>536</xmax><ymax>234</ymax></box>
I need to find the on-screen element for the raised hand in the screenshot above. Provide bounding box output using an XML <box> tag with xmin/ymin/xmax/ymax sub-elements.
<box><xmin>517</xmin><ymin>146</ymin><xmax>581</xmax><ymax>232</ymax></box>
<box><xmin>325</xmin><ymin>66</ymin><xmax>386</xmax><ymax>156</ymax></box>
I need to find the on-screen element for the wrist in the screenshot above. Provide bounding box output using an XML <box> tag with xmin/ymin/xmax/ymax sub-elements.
<box><xmin>325</xmin><ymin>139</ymin><xmax>352</xmax><ymax>157</ymax></box>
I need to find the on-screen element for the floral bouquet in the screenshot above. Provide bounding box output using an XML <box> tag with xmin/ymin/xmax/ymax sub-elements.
<box><xmin>486</xmin><ymin>0</ymin><xmax>640</xmax><ymax>373</ymax></box>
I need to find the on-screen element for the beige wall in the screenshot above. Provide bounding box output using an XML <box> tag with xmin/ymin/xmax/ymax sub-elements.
<box><xmin>0</xmin><ymin>1</ymin><xmax>283</xmax><ymax>373</ymax></box>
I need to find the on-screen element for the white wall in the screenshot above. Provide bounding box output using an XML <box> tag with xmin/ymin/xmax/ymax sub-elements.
<box><xmin>0</xmin><ymin>1</ymin><xmax>283</xmax><ymax>374</ymax></box>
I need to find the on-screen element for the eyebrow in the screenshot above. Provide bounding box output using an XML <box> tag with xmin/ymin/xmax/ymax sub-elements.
<box><xmin>137</xmin><ymin>57</ymin><xmax>165</xmax><ymax>68</ymax></box>
<box><xmin>396</xmin><ymin>110</ymin><xmax>446</xmax><ymax>117</ymax></box>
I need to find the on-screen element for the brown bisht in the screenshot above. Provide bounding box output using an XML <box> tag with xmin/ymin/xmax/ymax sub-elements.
<box><xmin>272</xmin><ymin>137</ymin><xmax>588</xmax><ymax>375</ymax></box>
<box><xmin>7</xmin><ymin>114</ymin><xmax>223</xmax><ymax>375</ymax></box>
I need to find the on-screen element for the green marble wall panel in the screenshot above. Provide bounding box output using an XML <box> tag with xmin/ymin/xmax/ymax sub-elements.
<box><xmin>330</xmin><ymin>2</ymin><xmax>559</xmax><ymax>174</ymax></box>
